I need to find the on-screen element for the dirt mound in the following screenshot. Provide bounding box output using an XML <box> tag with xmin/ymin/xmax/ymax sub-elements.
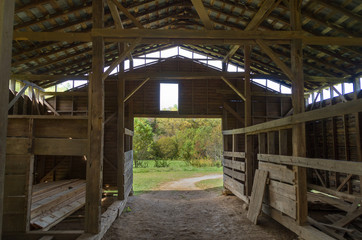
<box><xmin>102</xmin><ymin>174</ymin><xmax>297</xmax><ymax>240</ymax></box>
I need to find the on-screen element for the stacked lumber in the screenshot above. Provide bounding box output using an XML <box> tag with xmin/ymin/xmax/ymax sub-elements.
<box><xmin>308</xmin><ymin>191</ymin><xmax>362</xmax><ymax>240</ymax></box>
<box><xmin>31</xmin><ymin>179</ymin><xmax>86</xmax><ymax>230</ymax></box>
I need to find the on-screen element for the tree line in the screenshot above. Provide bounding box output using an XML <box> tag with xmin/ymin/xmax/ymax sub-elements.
<box><xmin>133</xmin><ymin>118</ymin><xmax>223</xmax><ymax>167</ymax></box>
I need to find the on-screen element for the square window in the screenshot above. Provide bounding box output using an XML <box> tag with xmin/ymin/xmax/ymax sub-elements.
<box><xmin>160</xmin><ymin>83</ymin><xmax>178</xmax><ymax>111</ymax></box>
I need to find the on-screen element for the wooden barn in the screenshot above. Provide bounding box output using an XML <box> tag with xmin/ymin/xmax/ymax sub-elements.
<box><xmin>0</xmin><ymin>0</ymin><xmax>362</xmax><ymax>239</ymax></box>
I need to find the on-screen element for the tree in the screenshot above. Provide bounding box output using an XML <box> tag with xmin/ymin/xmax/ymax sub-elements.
<box><xmin>133</xmin><ymin>118</ymin><xmax>154</xmax><ymax>160</ymax></box>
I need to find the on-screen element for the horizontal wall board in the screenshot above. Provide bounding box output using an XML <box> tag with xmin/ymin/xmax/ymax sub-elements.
<box><xmin>224</xmin><ymin>174</ymin><xmax>247</xmax><ymax>203</ymax></box>
<box><xmin>5</xmin><ymin>154</ymin><xmax>32</xmax><ymax>175</ymax></box>
<box><xmin>268</xmin><ymin>189</ymin><xmax>296</xmax><ymax>219</ymax></box>
<box><xmin>258</xmin><ymin>154</ymin><xmax>362</xmax><ymax>176</ymax></box>
<box><xmin>224</xmin><ymin>151</ymin><xmax>245</xmax><ymax>158</ymax></box>
<box><xmin>223</xmin><ymin>159</ymin><xmax>245</xmax><ymax>171</ymax></box>
<box><xmin>33</xmin><ymin>138</ymin><xmax>87</xmax><ymax>156</ymax></box>
<box><xmin>269</xmin><ymin>180</ymin><xmax>296</xmax><ymax>201</ymax></box>
<box><xmin>34</xmin><ymin>119</ymin><xmax>87</xmax><ymax>139</ymax></box>
<box><xmin>223</xmin><ymin>167</ymin><xmax>245</xmax><ymax>181</ymax></box>
<box><xmin>259</xmin><ymin>161</ymin><xmax>295</xmax><ymax>184</ymax></box>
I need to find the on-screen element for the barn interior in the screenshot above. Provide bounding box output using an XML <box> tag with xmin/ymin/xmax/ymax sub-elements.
<box><xmin>0</xmin><ymin>0</ymin><xmax>362</xmax><ymax>239</ymax></box>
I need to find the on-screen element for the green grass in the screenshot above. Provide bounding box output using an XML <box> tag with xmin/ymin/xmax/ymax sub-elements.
<box><xmin>133</xmin><ymin>160</ymin><xmax>222</xmax><ymax>195</ymax></box>
<box><xmin>195</xmin><ymin>178</ymin><xmax>223</xmax><ymax>192</ymax></box>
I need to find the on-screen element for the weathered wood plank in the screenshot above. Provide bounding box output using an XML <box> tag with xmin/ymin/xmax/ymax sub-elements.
<box><xmin>223</xmin><ymin>174</ymin><xmax>248</xmax><ymax>203</ymax></box>
<box><xmin>223</xmin><ymin>159</ymin><xmax>245</xmax><ymax>171</ymax></box>
<box><xmin>268</xmin><ymin>189</ymin><xmax>297</xmax><ymax>219</ymax></box>
<box><xmin>269</xmin><ymin>180</ymin><xmax>296</xmax><ymax>201</ymax></box>
<box><xmin>34</xmin><ymin>119</ymin><xmax>87</xmax><ymax>139</ymax></box>
<box><xmin>223</xmin><ymin>151</ymin><xmax>245</xmax><ymax>158</ymax></box>
<box><xmin>223</xmin><ymin>167</ymin><xmax>245</xmax><ymax>181</ymax></box>
<box><xmin>258</xmin><ymin>154</ymin><xmax>362</xmax><ymax>176</ymax></box>
<box><xmin>259</xmin><ymin>161</ymin><xmax>295</xmax><ymax>184</ymax></box>
<box><xmin>33</xmin><ymin>138</ymin><xmax>87</xmax><ymax>156</ymax></box>
<box><xmin>124</xmin><ymin>128</ymin><xmax>134</xmax><ymax>136</ymax></box>
<box><xmin>247</xmin><ymin>170</ymin><xmax>268</xmax><ymax>224</ymax></box>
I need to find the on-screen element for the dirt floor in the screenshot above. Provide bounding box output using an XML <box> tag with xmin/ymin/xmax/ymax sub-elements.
<box><xmin>102</xmin><ymin>174</ymin><xmax>298</xmax><ymax>240</ymax></box>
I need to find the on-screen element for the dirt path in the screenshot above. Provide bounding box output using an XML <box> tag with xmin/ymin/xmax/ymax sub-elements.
<box><xmin>102</xmin><ymin>174</ymin><xmax>297</xmax><ymax>240</ymax></box>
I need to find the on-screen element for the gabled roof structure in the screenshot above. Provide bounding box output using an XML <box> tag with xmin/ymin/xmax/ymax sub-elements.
<box><xmin>11</xmin><ymin>0</ymin><xmax>362</xmax><ymax>89</ymax></box>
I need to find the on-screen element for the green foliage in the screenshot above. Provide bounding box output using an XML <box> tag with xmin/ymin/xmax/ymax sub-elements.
<box><xmin>154</xmin><ymin>159</ymin><xmax>170</xmax><ymax>168</ymax></box>
<box><xmin>133</xmin><ymin>118</ymin><xmax>222</xmax><ymax>166</ymax></box>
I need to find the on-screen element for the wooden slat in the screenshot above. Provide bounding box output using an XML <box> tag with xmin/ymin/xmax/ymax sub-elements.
<box><xmin>221</xmin><ymin>77</ymin><xmax>246</xmax><ymax>101</ymax></box>
<box><xmin>191</xmin><ymin>0</ymin><xmax>213</xmax><ymax>30</ymax></box>
<box><xmin>247</xmin><ymin>170</ymin><xmax>268</xmax><ymax>224</ymax></box>
<box><xmin>223</xmin><ymin>175</ymin><xmax>248</xmax><ymax>203</ymax></box>
<box><xmin>223</xmin><ymin>151</ymin><xmax>245</xmax><ymax>158</ymax></box>
<box><xmin>7</xmin><ymin>119</ymin><xmax>30</xmax><ymax>137</ymax></box>
<box><xmin>268</xmin><ymin>189</ymin><xmax>297</xmax><ymax>219</ymax></box>
<box><xmin>33</xmin><ymin>138</ymin><xmax>87</xmax><ymax>156</ymax></box>
<box><xmin>223</xmin><ymin>167</ymin><xmax>245</xmax><ymax>181</ymax></box>
<box><xmin>124</xmin><ymin>150</ymin><xmax>133</xmax><ymax>163</ymax></box>
<box><xmin>307</xmin><ymin>192</ymin><xmax>351</xmax><ymax>212</ymax></box>
<box><xmin>269</xmin><ymin>180</ymin><xmax>296</xmax><ymax>201</ymax></box>
<box><xmin>258</xmin><ymin>154</ymin><xmax>362</xmax><ymax>176</ymax></box>
<box><xmin>259</xmin><ymin>161</ymin><xmax>295</xmax><ymax>184</ymax></box>
<box><xmin>222</xmin><ymin>159</ymin><xmax>245</xmax><ymax>171</ymax></box>
<box><xmin>223</xmin><ymin>98</ymin><xmax>362</xmax><ymax>135</ymax></box>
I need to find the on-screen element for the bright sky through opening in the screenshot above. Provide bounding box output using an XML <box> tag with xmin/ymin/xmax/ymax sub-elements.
<box><xmin>160</xmin><ymin>83</ymin><xmax>178</xmax><ymax>111</ymax></box>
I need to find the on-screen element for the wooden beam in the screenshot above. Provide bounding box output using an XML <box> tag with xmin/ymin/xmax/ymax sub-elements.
<box><xmin>8</xmin><ymin>84</ymin><xmax>29</xmax><ymax>110</ymax></box>
<box><xmin>44</xmin><ymin>100</ymin><xmax>60</xmax><ymax>116</ymax></box>
<box><xmin>331</xmin><ymin>85</ymin><xmax>347</xmax><ymax>103</ymax></box>
<box><xmin>223</xmin><ymin>102</ymin><xmax>245</xmax><ymax>125</ymax></box>
<box><xmin>110</xmin><ymin>0</ymin><xmax>144</xmax><ymax>29</ymax></box>
<box><xmin>256</xmin><ymin>39</ymin><xmax>294</xmax><ymax>81</ymax></box>
<box><xmin>107</xmin><ymin>0</ymin><xmax>123</xmax><ymax>29</ymax></box>
<box><xmin>244</xmin><ymin>45</ymin><xmax>253</xmax><ymax>196</ymax></box>
<box><xmin>336</xmin><ymin>174</ymin><xmax>353</xmax><ymax>192</ymax></box>
<box><xmin>290</xmin><ymin>0</ymin><xmax>307</xmax><ymax>226</ymax></box>
<box><xmin>221</xmin><ymin>76</ymin><xmax>246</xmax><ymax>101</ymax></box>
<box><xmin>258</xmin><ymin>154</ymin><xmax>362</xmax><ymax>176</ymax></box>
<box><xmin>13</xmin><ymin>30</ymin><xmax>362</xmax><ymax>46</ymax></box>
<box><xmin>222</xmin><ymin>45</ymin><xmax>240</xmax><ymax>63</ymax></box>
<box><xmin>223</xmin><ymin>98</ymin><xmax>362</xmax><ymax>135</ymax></box>
<box><xmin>11</xmin><ymin>74</ymin><xmax>88</xmax><ymax>81</ymax></box>
<box><xmin>101</xmin><ymin>37</ymin><xmax>141</xmax><ymax>81</ymax></box>
<box><xmin>247</xmin><ymin>0</ymin><xmax>282</xmax><ymax>30</ymax></box>
<box><xmin>124</xmin><ymin>77</ymin><xmax>150</xmax><ymax>102</ymax></box>
<box><xmin>191</xmin><ymin>0</ymin><xmax>213</xmax><ymax>30</ymax></box>
<box><xmin>0</xmin><ymin>1</ymin><xmax>15</xmax><ymax>238</ymax></box>
<box><xmin>85</xmin><ymin>0</ymin><xmax>104</xmax><ymax>234</ymax></box>
<box><xmin>117</xmin><ymin>60</ymin><xmax>125</xmax><ymax>201</ymax></box>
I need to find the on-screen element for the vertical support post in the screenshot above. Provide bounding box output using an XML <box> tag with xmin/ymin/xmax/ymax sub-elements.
<box><xmin>85</xmin><ymin>0</ymin><xmax>104</xmax><ymax>234</ymax></box>
<box><xmin>244</xmin><ymin>45</ymin><xmax>253</xmax><ymax>196</ymax></box>
<box><xmin>290</xmin><ymin>0</ymin><xmax>307</xmax><ymax>225</ymax></box>
<box><xmin>353</xmin><ymin>78</ymin><xmax>362</xmax><ymax>195</ymax></box>
<box><xmin>117</xmin><ymin>43</ymin><xmax>125</xmax><ymax>200</ymax></box>
<box><xmin>0</xmin><ymin>1</ymin><xmax>15</xmax><ymax>239</ymax></box>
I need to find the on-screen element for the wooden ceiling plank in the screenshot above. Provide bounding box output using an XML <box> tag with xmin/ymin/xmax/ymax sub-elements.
<box><xmin>191</xmin><ymin>0</ymin><xmax>213</xmax><ymax>30</ymax></box>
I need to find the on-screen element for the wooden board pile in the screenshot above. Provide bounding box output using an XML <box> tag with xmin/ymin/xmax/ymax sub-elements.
<box><xmin>31</xmin><ymin>179</ymin><xmax>86</xmax><ymax>230</ymax></box>
<box><xmin>308</xmin><ymin>191</ymin><xmax>362</xmax><ymax>240</ymax></box>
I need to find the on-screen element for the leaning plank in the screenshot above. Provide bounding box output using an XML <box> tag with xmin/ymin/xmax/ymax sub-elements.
<box><xmin>223</xmin><ymin>174</ymin><xmax>248</xmax><ymax>203</ymax></box>
<box><xmin>223</xmin><ymin>151</ymin><xmax>245</xmax><ymax>158</ymax></box>
<box><xmin>223</xmin><ymin>159</ymin><xmax>245</xmax><ymax>171</ymax></box>
<box><xmin>247</xmin><ymin>170</ymin><xmax>268</xmax><ymax>224</ymax></box>
<box><xmin>307</xmin><ymin>184</ymin><xmax>358</xmax><ymax>203</ymax></box>
<box><xmin>76</xmin><ymin>199</ymin><xmax>128</xmax><ymax>240</ymax></box>
<box><xmin>259</xmin><ymin>161</ymin><xmax>295</xmax><ymax>184</ymax></box>
<box><xmin>258</xmin><ymin>154</ymin><xmax>362</xmax><ymax>176</ymax></box>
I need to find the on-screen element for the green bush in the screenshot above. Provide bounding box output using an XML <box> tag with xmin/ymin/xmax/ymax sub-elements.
<box><xmin>154</xmin><ymin>159</ymin><xmax>170</xmax><ymax>168</ymax></box>
<box><xmin>134</xmin><ymin>159</ymin><xmax>149</xmax><ymax>168</ymax></box>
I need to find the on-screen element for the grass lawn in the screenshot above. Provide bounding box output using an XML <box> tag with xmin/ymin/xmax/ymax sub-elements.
<box><xmin>195</xmin><ymin>178</ymin><xmax>223</xmax><ymax>192</ymax></box>
<box><xmin>133</xmin><ymin>160</ymin><xmax>222</xmax><ymax>195</ymax></box>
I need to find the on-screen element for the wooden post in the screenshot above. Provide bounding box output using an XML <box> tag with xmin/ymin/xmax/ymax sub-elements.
<box><xmin>85</xmin><ymin>0</ymin><xmax>104</xmax><ymax>234</ymax></box>
<box><xmin>244</xmin><ymin>45</ymin><xmax>254</xmax><ymax>196</ymax></box>
<box><xmin>117</xmin><ymin>43</ymin><xmax>125</xmax><ymax>200</ymax></box>
<box><xmin>353</xmin><ymin>78</ymin><xmax>362</xmax><ymax>195</ymax></box>
<box><xmin>0</xmin><ymin>1</ymin><xmax>15</xmax><ymax>239</ymax></box>
<box><xmin>290</xmin><ymin>0</ymin><xmax>308</xmax><ymax>225</ymax></box>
